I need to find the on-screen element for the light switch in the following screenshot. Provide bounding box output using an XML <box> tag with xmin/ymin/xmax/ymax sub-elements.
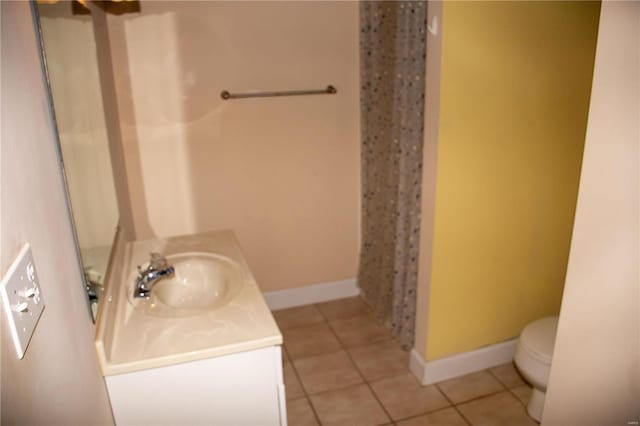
<box><xmin>0</xmin><ymin>244</ymin><xmax>45</xmax><ymax>359</ymax></box>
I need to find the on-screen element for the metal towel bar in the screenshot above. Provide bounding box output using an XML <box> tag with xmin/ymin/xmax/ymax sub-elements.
<box><xmin>220</xmin><ymin>85</ymin><xmax>337</xmax><ymax>100</ymax></box>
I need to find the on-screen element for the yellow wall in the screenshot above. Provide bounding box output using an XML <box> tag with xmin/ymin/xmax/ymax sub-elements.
<box><xmin>426</xmin><ymin>1</ymin><xmax>600</xmax><ymax>360</ymax></box>
<box><xmin>106</xmin><ymin>1</ymin><xmax>360</xmax><ymax>292</ymax></box>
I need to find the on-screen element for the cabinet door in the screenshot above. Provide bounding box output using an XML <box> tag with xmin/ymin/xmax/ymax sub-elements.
<box><xmin>106</xmin><ymin>346</ymin><xmax>284</xmax><ymax>425</ymax></box>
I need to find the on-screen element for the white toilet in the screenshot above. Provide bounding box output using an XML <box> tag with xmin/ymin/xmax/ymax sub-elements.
<box><xmin>514</xmin><ymin>316</ymin><xmax>558</xmax><ymax>423</ymax></box>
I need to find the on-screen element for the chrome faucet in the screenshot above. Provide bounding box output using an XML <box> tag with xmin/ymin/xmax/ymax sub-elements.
<box><xmin>133</xmin><ymin>253</ymin><xmax>175</xmax><ymax>298</ymax></box>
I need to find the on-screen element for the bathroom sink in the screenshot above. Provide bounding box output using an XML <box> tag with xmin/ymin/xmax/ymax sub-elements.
<box><xmin>128</xmin><ymin>252</ymin><xmax>244</xmax><ymax>317</ymax></box>
<box><xmin>95</xmin><ymin>230</ymin><xmax>282</xmax><ymax>377</ymax></box>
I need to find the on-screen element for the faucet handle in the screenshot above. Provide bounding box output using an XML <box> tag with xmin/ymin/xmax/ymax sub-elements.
<box><xmin>149</xmin><ymin>252</ymin><xmax>168</xmax><ymax>270</ymax></box>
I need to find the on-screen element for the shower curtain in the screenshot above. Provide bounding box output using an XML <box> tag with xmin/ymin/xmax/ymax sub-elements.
<box><xmin>358</xmin><ymin>1</ymin><xmax>427</xmax><ymax>348</ymax></box>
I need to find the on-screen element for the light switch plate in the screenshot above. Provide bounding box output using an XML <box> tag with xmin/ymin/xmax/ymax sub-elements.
<box><xmin>0</xmin><ymin>244</ymin><xmax>45</xmax><ymax>359</ymax></box>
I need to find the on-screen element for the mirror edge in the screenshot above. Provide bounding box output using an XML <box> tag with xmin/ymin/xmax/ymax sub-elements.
<box><xmin>29</xmin><ymin>0</ymin><xmax>104</xmax><ymax>323</ymax></box>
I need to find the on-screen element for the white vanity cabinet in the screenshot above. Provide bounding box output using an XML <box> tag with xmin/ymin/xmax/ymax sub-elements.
<box><xmin>95</xmin><ymin>232</ymin><xmax>287</xmax><ymax>425</ymax></box>
<box><xmin>105</xmin><ymin>345</ymin><xmax>286</xmax><ymax>426</ymax></box>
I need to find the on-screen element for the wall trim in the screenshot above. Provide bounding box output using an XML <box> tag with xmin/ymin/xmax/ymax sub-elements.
<box><xmin>263</xmin><ymin>279</ymin><xmax>359</xmax><ymax>311</ymax></box>
<box><xmin>410</xmin><ymin>339</ymin><xmax>518</xmax><ymax>385</ymax></box>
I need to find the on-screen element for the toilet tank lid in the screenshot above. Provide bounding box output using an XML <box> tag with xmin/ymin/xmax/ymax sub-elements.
<box><xmin>520</xmin><ymin>316</ymin><xmax>559</xmax><ymax>362</ymax></box>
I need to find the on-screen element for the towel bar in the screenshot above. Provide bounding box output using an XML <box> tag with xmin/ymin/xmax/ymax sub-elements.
<box><xmin>220</xmin><ymin>85</ymin><xmax>337</xmax><ymax>100</ymax></box>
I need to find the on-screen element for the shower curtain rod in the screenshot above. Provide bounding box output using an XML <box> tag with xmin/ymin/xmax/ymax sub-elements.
<box><xmin>220</xmin><ymin>85</ymin><xmax>337</xmax><ymax>100</ymax></box>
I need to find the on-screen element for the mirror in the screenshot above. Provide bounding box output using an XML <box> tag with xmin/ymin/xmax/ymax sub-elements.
<box><xmin>34</xmin><ymin>0</ymin><xmax>120</xmax><ymax>320</ymax></box>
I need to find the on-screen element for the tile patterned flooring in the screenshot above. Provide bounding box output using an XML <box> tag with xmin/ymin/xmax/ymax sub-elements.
<box><xmin>273</xmin><ymin>297</ymin><xmax>537</xmax><ymax>426</ymax></box>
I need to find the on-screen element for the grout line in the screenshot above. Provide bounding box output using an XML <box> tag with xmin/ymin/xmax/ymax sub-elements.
<box><xmin>392</xmin><ymin>412</ymin><xmax>424</xmax><ymax>424</ymax></box>
<box><xmin>296</xmin><ymin>351</ymin><xmax>368</xmax><ymax>397</ymax></box>
<box><xmin>347</xmin><ymin>343</ymin><xmax>469</xmax><ymax>425</ymax></box>
<box><xmin>287</xmin><ymin>345</ymin><xmax>323</xmax><ymax>425</ymax></box>
<box><xmin>305</xmin><ymin>395</ymin><xmax>323</xmax><ymax>426</ymax></box>
<box><xmin>326</xmin><ymin>312</ymin><xmax>395</xmax><ymax>424</ymax></box>
<box><xmin>486</xmin><ymin>365</ymin><xmax>510</xmax><ymax>390</ymax></box>
<box><xmin>433</xmin><ymin>382</ymin><xmax>473</xmax><ymax>426</ymax></box>
<box><xmin>340</xmin><ymin>336</ymin><xmax>396</xmax><ymax>351</ymax></box>
<box><xmin>281</xmin><ymin>298</ymin><xmax>439</xmax><ymax>425</ymax></box>
<box><xmin>326</xmin><ymin>316</ymin><xmax>393</xmax><ymax>350</ymax></box>
<box><xmin>392</xmin><ymin>406</ymin><xmax>465</xmax><ymax>424</ymax></box>
<box><xmin>283</xmin><ymin>345</ymin><xmax>293</xmax><ymax>364</ymax></box>
<box><xmin>282</xmin><ymin>297</ymin><xmax>374</xmax><ymax>425</ymax></box>
<box><xmin>277</xmin><ymin>320</ymin><xmax>326</xmax><ymax>332</ymax></box>
<box><xmin>314</xmin><ymin>302</ymin><xmax>331</xmax><ymax>322</ymax></box>
<box><xmin>286</xmin><ymin>302</ymin><xmax>389</xmax><ymax>425</ymax></box>
<box><xmin>275</xmin><ymin>307</ymin><xmax>375</xmax><ymax>333</ymax></box>
<box><xmin>486</xmin><ymin>365</ymin><xmax>533</xmax><ymax>407</ymax></box>
<box><xmin>448</xmin><ymin>388</ymin><xmax>511</xmax><ymax>406</ymax></box>
<box><xmin>506</xmin><ymin>386</ymin><xmax>529</xmax><ymax>407</ymax></box>
<box><xmin>303</xmin><ymin>380</ymin><xmax>371</xmax><ymax>398</ymax></box>
<box><xmin>291</xmin><ymin>344</ymin><xmax>411</xmax><ymax>396</ymax></box>
<box><xmin>450</xmin><ymin>387</ymin><xmax>531</xmax><ymax>426</ymax></box>
<box><xmin>453</xmin><ymin>404</ymin><xmax>474</xmax><ymax>426</ymax></box>
<box><xmin>281</xmin><ymin>298</ymin><xmax>537</xmax><ymax>426</ymax></box>
<box><xmin>281</xmin><ymin>305</ymin><xmax>330</xmax><ymax>426</ymax></box>
<box><xmin>289</xmin><ymin>347</ymin><xmax>346</xmax><ymax>362</ymax></box>
<box><xmin>349</xmin><ymin>356</ymin><xmax>395</xmax><ymax>424</ymax></box>
<box><xmin>392</xmin><ymin>406</ymin><xmax>468</xmax><ymax>425</ymax></box>
<box><xmin>433</xmin><ymin>382</ymin><xmax>455</xmax><ymax>406</ymax></box>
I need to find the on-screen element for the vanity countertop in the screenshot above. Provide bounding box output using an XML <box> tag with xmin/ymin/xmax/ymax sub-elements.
<box><xmin>94</xmin><ymin>230</ymin><xmax>282</xmax><ymax>376</ymax></box>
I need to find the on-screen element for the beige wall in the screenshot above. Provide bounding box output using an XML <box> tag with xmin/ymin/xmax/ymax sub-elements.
<box><xmin>543</xmin><ymin>2</ymin><xmax>640</xmax><ymax>424</ymax></box>
<box><xmin>1</xmin><ymin>2</ymin><xmax>114</xmax><ymax>424</ymax></box>
<box><xmin>106</xmin><ymin>1</ymin><xmax>360</xmax><ymax>292</ymax></box>
<box><xmin>89</xmin><ymin>1</ymin><xmax>137</xmax><ymax>244</ymax></box>
<box><xmin>423</xmin><ymin>1</ymin><xmax>599</xmax><ymax>360</ymax></box>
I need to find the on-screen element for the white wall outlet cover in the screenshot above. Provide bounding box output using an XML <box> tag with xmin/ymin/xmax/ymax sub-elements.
<box><xmin>0</xmin><ymin>243</ymin><xmax>46</xmax><ymax>359</ymax></box>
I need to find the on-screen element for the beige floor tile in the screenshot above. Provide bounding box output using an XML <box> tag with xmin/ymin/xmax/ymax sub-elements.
<box><xmin>456</xmin><ymin>391</ymin><xmax>537</xmax><ymax>426</ymax></box>
<box><xmin>490</xmin><ymin>363</ymin><xmax>526</xmax><ymax>388</ymax></box>
<box><xmin>309</xmin><ymin>384</ymin><xmax>391</xmax><ymax>426</ymax></box>
<box><xmin>349</xmin><ymin>339</ymin><xmax>410</xmax><ymax>381</ymax></box>
<box><xmin>273</xmin><ymin>304</ymin><xmax>325</xmax><ymax>330</ymax></box>
<box><xmin>283</xmin><ymin>322</ymin><xmax>342</xmax><ymax>359</ymax></box>
<box><xmin>437</xmin><ymin>370</ymin><xmax>504</xmax><ymax>404</ymax></box>
<box><xmin>284</xmin><ymin>362</ymin><xmax>305</xmax><ymax>400</ymax></box>
<box><xmin>396</xmin><ymin>407</ymin><xmax>468</xmax><ymax>426</ymax></box>
<box><xmin>293</xmin><ymin>350</ymin><xmax>364</xmax><ymax>394</ymax></box>
<box><xmin>317</xmin><ymin>296</ymin><xmax>372</xmax><ymax>320</ymax></box>
<box><xmin>370</xmin><ymin>373</ymin><xmax>450</xmax><ymax>420</ymax></box>
<box><xmin>287</xmin><ymin>397</ymin><xmax>319</xmax><ymax>426</ymax></box>
<box><xmin>329</xmin><ymin>313</ymin><xmax>392</xmax><ymax>348</ymax></box>
<box><xmin>510</xmin><ymin>385</ymin><xmax>533</xmax><ymax>405</ymax></box>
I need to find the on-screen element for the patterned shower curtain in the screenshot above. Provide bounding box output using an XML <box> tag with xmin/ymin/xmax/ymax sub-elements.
<box><xmin>358</xmin><ymin>1</ymin><xmax>427</xmax><ymax>348</ymax></box>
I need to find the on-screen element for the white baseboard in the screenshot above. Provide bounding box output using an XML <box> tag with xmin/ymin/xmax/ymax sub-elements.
<box><xmin>263</xmin><ymin>279</ymin><xmax>360</xmax><ymax>311</ymax></box>
<box><xmin>410</xmin><ymin>339</ymin><xmax>518</xmax><ymax>385</ymax></box>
